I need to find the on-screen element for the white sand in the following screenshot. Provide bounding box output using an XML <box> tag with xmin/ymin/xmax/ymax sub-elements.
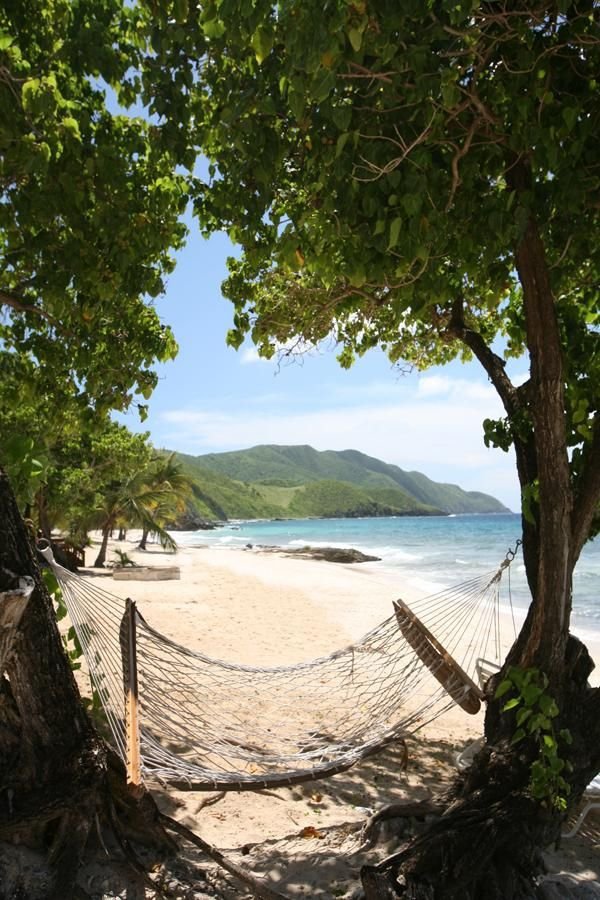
<box><xmin>72</xmin><ymin>537</ymin><xmax>600</xmax><ymax>897</ymax></box>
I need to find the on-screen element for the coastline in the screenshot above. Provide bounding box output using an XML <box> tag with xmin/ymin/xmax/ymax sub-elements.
<box><xmin>79</xmin><ymin>534</ymin><xmax>600</xmax><ymax>679</ymax></box>
<box><xmin>67</xmin><ymin>535</ymin><xmax>599</xmax><ymax>896</ymax></box>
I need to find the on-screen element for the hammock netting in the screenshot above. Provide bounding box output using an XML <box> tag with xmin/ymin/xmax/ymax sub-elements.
<box><xmin>44</xmin><ymin>549</ymin><xmax>517</xmax><ymax>791</ymax></box>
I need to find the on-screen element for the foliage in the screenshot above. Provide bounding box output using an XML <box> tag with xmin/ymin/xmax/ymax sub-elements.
<box><xmin>183</xmin><ymin>444</ymin><xmax>505</xmax><ymax>516</ymax></box>
<box><xmin>134</xmin><ymin>0</ymin><xmax>599</xmax><ymax>543</ymax></box>
<box><xmin>496</xmin><ymin>666</ymin><xmax>573</xmax><ymax>811</ymax></box>
<box><xmin>41</xmin><ymin>565</ymin><xmax>106</xmax><ymax>722</ymax></box>
<box><xmin>0</xmin><ymin>0</ymin><xmax>185</xmax><ymax>418</ymax></box>
<box><xmin>112</xmin><ymin>549</ymin><xmax>137</xmax><ymax>567</ymax></box>
<box><xmin>176</xmin><ymin>452</ymin><xmax>286</xmax><ymax>519</ymax></box>
<box><xmin>287</xmin><ymin>478</ymin><xmax>395</xmax><ymax>518</ymax></box>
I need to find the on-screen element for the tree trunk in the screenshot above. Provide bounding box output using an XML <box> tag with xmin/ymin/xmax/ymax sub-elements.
<box><xmin>0</xmin><ymin>469</ymin><xmax>106</xmax><ymax>898</ymax></box>
<box><xmin>361</xmin><ymin>203</ymin><xmax>600</xmax><ymax>898</ymax></box>
<box><xmin>362</xmin><ymin>634</ymin><xmax>600</xmax><ymax>899</ymax></box>
<box><xmin>0</xmin><ymin>470</ymin><xmax>174</xmax><ymax>898</ymax></box>
<box><xmin>138</xmin><ymin>525</ymin><xmax>149</xmax><ymax>550</ymax></box>
<box><xmin>94</xmin><ymin>523</ymin><xmax>111</xmax><ymax>568</ymax></box>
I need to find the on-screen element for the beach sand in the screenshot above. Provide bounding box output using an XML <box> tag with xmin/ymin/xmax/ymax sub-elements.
<box><xmin>69</xmin><ymin>537</ymin><xmax>600</xmax><ymax>898</ymax></box>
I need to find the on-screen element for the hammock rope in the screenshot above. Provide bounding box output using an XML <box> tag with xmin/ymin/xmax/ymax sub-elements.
<box><xmin>40</xmin><ymin>544</ymin><xmax>520</xmax><ymax>791</ymax></box>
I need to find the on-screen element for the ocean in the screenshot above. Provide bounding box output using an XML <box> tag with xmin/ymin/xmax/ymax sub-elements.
<box><xmin>175</xmin><ymin>513</ymin><xmax>600</xmax><ymax>631</ymax></box>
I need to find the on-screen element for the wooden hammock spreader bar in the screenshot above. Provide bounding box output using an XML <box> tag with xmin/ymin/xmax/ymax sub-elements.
<box><xmin>119</xmin><ymin>598</ymin><xmax>143</xmax><ymax>797</ymax></box>
<box><xmin>393</xmin><ymin>599</ymin><xmax>483</xmax><ymax>715</ymax></box>
<box><xmin>0</xmin><ymin>577</ymin><xmax>34</xmax><ymax>671</ymax></box>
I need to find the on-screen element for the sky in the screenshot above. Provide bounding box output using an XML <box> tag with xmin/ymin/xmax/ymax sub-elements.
<box><xmin>119</xmin><ymin>217</ymin><xmax>527</xmax><ymax>513</ymax></box>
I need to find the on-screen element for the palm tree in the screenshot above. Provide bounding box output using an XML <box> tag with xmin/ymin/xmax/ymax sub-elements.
<box><xmin>91</xmin><ymin>473</ymin><xmax>177</xmax><ymax>568</ymax></box>
<box><xmin>137</xmin><ymin>454</ymin><xmax>192</xmax><ymax>551</ymax></box>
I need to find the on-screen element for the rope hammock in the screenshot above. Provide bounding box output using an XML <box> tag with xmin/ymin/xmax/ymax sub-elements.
<box><xmin>39</xmin><ymin>544</ymin><xmax>519</xmax><ymax>793</ymax></box>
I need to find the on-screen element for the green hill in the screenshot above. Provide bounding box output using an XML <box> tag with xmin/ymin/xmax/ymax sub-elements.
<box><xmin>169</xmin><ymin>444</ymin><xmax>509</xmax><ymax>524</ymax></box>
<box><xmin>174</xmin><ymin>453</ymin><xmax>280</xmax><ymax>522</ymax></box>
<box><xmin>190</xmin><ymin>445</ymin><xmax>508</xmax><ymax>515</ymax></box>
<box><xmin>287</xmin><ymin>480</ymin><xmax>416</xmax><ymax>518</ymax></box>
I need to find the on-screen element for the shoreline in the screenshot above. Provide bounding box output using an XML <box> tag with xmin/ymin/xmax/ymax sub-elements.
<box><xmin>171</xmin><ymin>529</ymin><xmax>600</xmax><ymax>643</ymax></box>
<box><xmin>67</xmin><ymin>534</ymin><xmax>599</xmax><ymax>895</ymax></box>
<box><xmin>81</xmin><ymin>533</ymin><xmax>600</xmax><ymax>680</ymax></box>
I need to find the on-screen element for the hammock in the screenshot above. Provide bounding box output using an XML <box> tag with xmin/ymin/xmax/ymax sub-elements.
<box><xmin>40</xmin><ymin>545</ymin><xmax>519</xmax><ymax>792</ymax></box>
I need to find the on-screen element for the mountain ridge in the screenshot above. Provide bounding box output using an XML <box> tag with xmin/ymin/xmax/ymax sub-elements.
<box><xmin>172</xmin><ymin>444</ymin><xmax>509</xmax><ymax>523</ymax></box>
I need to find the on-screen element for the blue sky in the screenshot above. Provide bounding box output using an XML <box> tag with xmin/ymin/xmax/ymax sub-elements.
<box><xmin>120</xmin><ymin>218</ymin><xmax>526</xmax><ymax>512</ymax></box>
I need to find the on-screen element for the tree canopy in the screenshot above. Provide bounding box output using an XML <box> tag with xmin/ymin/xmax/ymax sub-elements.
<box><xmin>136</xmin><ymin>1</ymin><xmax>596</xmax><ymax>368</ymax></box>
<box><xmin>0</xmin><ymin>0</ymin><xmax>186</xmax><ymax>415</ymax></box>
<box><xmin>136</xmin><ymin>0</ymin><xmax>600</xmax><ymax>654</ymax></box>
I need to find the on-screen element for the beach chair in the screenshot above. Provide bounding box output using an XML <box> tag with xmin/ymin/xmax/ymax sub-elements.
<box><xmin>562</xmin><ymin>774</ymin><xmax>600</xmax><ymax>838</ymax></box>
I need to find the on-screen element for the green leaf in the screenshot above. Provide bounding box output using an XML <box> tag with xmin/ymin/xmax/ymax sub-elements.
<box><xmin>0</xmin><ymin>29</ymin><xmax>14</xmax><ymax>50</ymax></box>
<box><xmin>502</xmin><ymin>697</ymin><xmax>521</xmax><ymax>711</ymax></box>
<box><xmin>511</xmin><ymin>727</ymin><xmax>526</xmax><ymax>744</ymax></box>
<box><xmin>336</xmin><ymin>132</ymin><xmax>350</xmax><ymax>157</ymax></box>
<box><xmin>332</xmin><ymin>105</ymin><xmax>352</xmax><ymax>130</ymax></box>
<box><xmin>388</xmin><ymin>217</ymin><xmax>402</xmax><ymax>249</ymax></box>
<box><xmin>538</xmin><ymin>694</ymin><xmax>559</xmax><ymax>718</ymax></box>
<box><xmin>62</xmin><ymin>117</ymin><xmax>81</xmax><ymax>140</ymax></box>
<box><xmin>347</xmin><ymin>28</ymin><xmax>364</xmax><ymax>53</ymax></box>
<box><xmin>562</xmin><ymin>107</ymin><xmax>577</xmax><ymax>131</ymax></box>
<box><xmin>251</xmin><ymin>26</ymin><xmax>274</xmax><ymax>64</ymax></box>
<box><xmin>174</xmin><ymin>0</ymin><xmax>189</xmax><ymax>23</ymax></box>
<box><xmin>494</xmin><ymin>679</ymin><xmax>513</xmax><ymax>699</ymax></box>
<box><xmin>288</xmin><ymin>90</ymin><xmax>305</xmax><ymax>120</ymax></box>
<box><xmin>348</xmin><ymin>264</ymin><xmax>366</xmax><ymax>288</ymax></box>
<box><xmin>516</xmin><ymin>707</ymin><xmax>532</xmax><ymax>726</ymax></box>
<box><xmin>203</xmin><ymin>19</ymin><xmax>225</xmax><ymax>39</ymax></box>
<box><xmin>312</xmin><ymin>69</ymin><xmax>336</xmax><ymax>103</ymax></box>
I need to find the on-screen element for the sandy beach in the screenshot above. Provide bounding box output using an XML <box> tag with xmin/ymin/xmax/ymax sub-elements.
<box><xmin>65</xmin><ymin>536</ymin><xmax>599</xmax><ymax>898</ymax></box>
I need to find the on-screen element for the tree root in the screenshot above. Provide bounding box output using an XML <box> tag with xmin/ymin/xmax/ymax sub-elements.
<box><xmin>360</xmin><ymin>788</ymin><xmax>550</xmax><ymax>900</ymax></box>
<box><xmin>107</xmin><ymin>794</ymin><xmax>168</xmax><ymax>899</ymax></box>
<box><xmin>359</xmin><ymin>798</ymin><xmax>443</xmax><ymax>851</ymax></box>
<box><xmin>195</xmin><ymin>790</ymin><xmax>226</xmax><ymax>813</ymax></box>
<box><xmin>159</xmin><ymin>811</ymin><xmax>291</xmax><ymax>900</ymax></box>
<box><xmin>47</xmin><ymin>804</ymin><xmax>94</xmax><ymax>900</ymax></box>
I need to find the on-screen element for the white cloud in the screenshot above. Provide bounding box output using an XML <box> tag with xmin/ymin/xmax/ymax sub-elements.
<box><xmin>240</xmin><ymin>347</ymin><xmax>270</xmax><ymax>365</ymax></box>
<box><xmin>160</xmin><ymin>373</ymin><xmax>521</xmax><ymax>509</ymax></box>
<box><xmin>417</xmin><ymin>374</ymin><xmax>496</xmax><ymax>402</ymax></box>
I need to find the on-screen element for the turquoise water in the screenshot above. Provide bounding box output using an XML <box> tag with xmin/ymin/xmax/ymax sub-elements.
<box><xmin>175</xmin><ymin>513</ymin><xmax>600</xmax><ymax>629</ymax></box>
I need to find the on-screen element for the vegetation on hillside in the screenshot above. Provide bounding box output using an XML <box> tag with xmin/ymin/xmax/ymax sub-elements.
<box><xmin>180</xmin><ymin>443</ymin><xmax>506</xmax><ymax>519</ymax></box>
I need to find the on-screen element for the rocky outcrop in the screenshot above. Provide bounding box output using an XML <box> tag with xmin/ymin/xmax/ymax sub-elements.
<box><xmin>169</xmin><ymin>513</ymin><xmax>219</xmax><ymax>531</ymax></box>
<box><xmin>283</xmin><ymin>545</ymin><xmax>381</xmax><ymax>564</ymax></box>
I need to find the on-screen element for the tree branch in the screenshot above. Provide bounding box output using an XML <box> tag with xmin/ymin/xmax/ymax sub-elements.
<box><xmin>448</xmin><ymin>299</ymin><xmax>520</xmax><ymax>419</ymax></box>
<box><xmin>0</xmin><ymin>289</ymin><xmax>66</xmax><ymax>332</ymax></box>
<box><xmin>159</xmin><ymin>812</ymin><xmax>290</xmax><ymax>900</ymax></box>
<box><xmin>571</xmin><ymin>413</ymin><xmax>600</xmax><ymax>563</ymax></box>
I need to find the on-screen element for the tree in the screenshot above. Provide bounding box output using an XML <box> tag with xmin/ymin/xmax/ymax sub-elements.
<box><xmin>0</xmin><ymin>0</ymin><xmax>185</xmax><ymax>414</ymax></box>
<box><xmin>137</xmin><ymin>452</ymin><xmax>193</xmax><ymax>550</ymax></box>
<box><xmin>0</xmin><ymin>3</ymin><xmax>187</xmax><ymax>895</ymax></box>
<box><xmin>90</xmin><ymin>464</ymin><xmax>178</xmax><ymax>567</ymax></box>
<box><xmin>136</xmin><ymin>2</ymin><xmax>600</xmax><ymax>896</ymax></box>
